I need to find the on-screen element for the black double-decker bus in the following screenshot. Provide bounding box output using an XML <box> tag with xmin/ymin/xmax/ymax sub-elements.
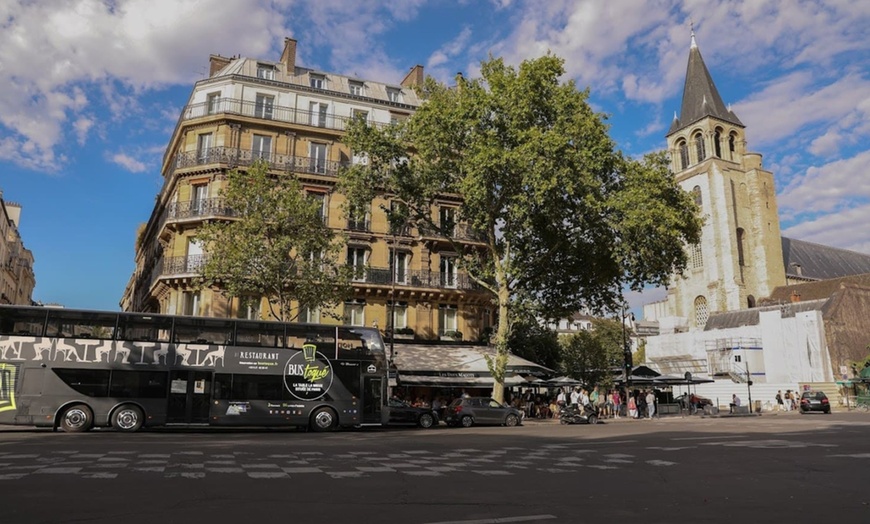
<box><xmin>0</xmin><ymin>305</ymin><xmax>387</xmax><ymax>432</ymax></box>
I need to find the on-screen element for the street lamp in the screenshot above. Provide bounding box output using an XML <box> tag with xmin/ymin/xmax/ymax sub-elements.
<box><xmin>621</xmin><ymin>303</ymin><xmax>633</xmax><ymax>416</ymax></box>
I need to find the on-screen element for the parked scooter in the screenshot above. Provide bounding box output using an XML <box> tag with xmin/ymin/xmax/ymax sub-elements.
<box><xmin>559</xmin><ymin>403</ymin><xmax>600</xmax><ymax>425</ymax></box>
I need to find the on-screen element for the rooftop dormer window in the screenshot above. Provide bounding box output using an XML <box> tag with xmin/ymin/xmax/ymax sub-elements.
<box><xmin>386</xmin><ymin>87</ymin><xmax>401</xmax><ymax>103</ymax></box>
<box><xmin>257</xmin><ymin>64</ymin><xmax>275</xmax><ymax>80</ymax></box>
<box><xmin>310</xmin><ymin>74</ymin><xmax>325</xmax><ymax>89</ymax></box>
<box><xmin>349</xmin><ymin>81</ymin><xmax>364</xmax><ymax>96</ymax></box>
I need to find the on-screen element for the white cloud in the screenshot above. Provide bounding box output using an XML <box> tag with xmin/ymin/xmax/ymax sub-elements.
<box><xmin>426</xmin><ymin>27</ymin><xmax>474</xmax><ymax>82</ymax></box>
<box><xmin>109</xmin><ymin>152</ymin><xmax>147</xmax><ymax>173</ymax></box>
<box><xmin>782</xmin><ymin>202</ymin><xmax>870</xmax><ymax>255</ymax></box>
<box><xmin>72</xmin><ymin>117</ymin><xmax>94</xmax><ymax>145</ymax></box>
<box><xmin>778</xmin><ymin>150</ymin><xmax>870</xmax><ymax>214</ymax></box>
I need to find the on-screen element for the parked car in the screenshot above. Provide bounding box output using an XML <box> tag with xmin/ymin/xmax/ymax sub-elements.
<box><xmin>444</xmin><ymin>397</ymin><xmax>523</xmax><ymax>428</ymax></box>
<box><xmin>387</xmin><ymin>398</ymin><xmax>438</xmax><ymax>428</ymax></box>
<box><xmin>800</xmin><ymin>391</ymin><xmax>831</xmax><ymax>414</ymax></box>
<box><xmin>674</xmin><ymin>393</ymin><xmax>713</xmax><ymax>413</ymax></box>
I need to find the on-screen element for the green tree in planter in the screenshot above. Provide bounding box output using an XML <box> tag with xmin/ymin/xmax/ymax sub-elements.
<box><xmin>196</xmin><ymin>160</ymin><xmax>353</xmax><ymax>322</ymax></box>
<box><xmin>340</xmin><ymin>55</ymin><xmax>700</xmax><ymax>403</ymax></box>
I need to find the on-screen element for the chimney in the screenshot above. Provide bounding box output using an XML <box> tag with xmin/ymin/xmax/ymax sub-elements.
<box><xmin>280</xmin><ymin>37</ymin><xmax>297</xmax><ymax>73</ymax></box>
<box><xmin>790</xmin><ymin>291</ymin><xmax>801</xmax><ymax>303</ymax></box>
<box><xmin>401</xmin><ymin>65</ymin><xmax>424</xmax><ymax>88</ymax></box>
<box><xmin>209</xmin><ymin>54</ymin><xmax>231</xmax><ymax>77</ymax></box>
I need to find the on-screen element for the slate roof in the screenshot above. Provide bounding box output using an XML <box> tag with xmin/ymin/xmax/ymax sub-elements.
<box><xmin>762</xmin><ymin>273</ymin><xmax>870</xmax><ymax>305</ymax></box>
<box><xmin>704</xmin><ymin>299</ymin><xmax>827</xmax><ymax>331</ymax></box>
<box><xmin>781</xmin><ymin>237</ymin><xmax>870</xmax><ymax>281</ymax></box>
<box><xmin>668</xmin><ymin>37</ymin><xmax>743</xmax><ymax>135</ymax></box>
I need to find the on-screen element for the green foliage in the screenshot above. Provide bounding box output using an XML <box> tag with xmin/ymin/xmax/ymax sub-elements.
<box><xmin>560</xmin><ymin>318</ymin><xmax>627</xmax><ymax>388</ymax></box>
<box><xmin>633</xmin><ymin>338</ymin><xmax>647</xmax><ymax>366</ymax></box>
<box><xmin>507</xmin><ymin>319</ymin><xmax>561</xmax><ymax>372</ymax></box>
<box><xmin>339</xmin><ymin>54</ymin><xmax>700</xmax><ymax>402</ymax></box>
<box><xmin>196</xmin><ymin>160</ymin><xmax>352</xmax><ymax>322</ymax></box>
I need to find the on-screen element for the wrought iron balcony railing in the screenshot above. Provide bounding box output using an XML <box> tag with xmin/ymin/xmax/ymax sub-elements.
<box><xmin>182</xmin><ymin>97</ymin><xmax>392</xmax><ymax>133</ymax></box>
<box><xmin>349</xmin><ymin>266</ymin><xmax>479</xmax><ymax>291</ymax></box>
<box><xmin>165</xmin><ymin>197</ymin><xmax>236</xmax><ymax>222</ymax></box>
<box><xmin>172</xmin><ymin>146</ymin><xmax>349</xmax><ymax>177</ymax></box>
<box><xmin>159</xmin><ymin>254</ymin><xmax>209</xmax><ymax>276</ymax></box>
<box><xmin>418</xmin><ymin>222</ymin><xmax>486</xmax><ymax>242</ymax></box>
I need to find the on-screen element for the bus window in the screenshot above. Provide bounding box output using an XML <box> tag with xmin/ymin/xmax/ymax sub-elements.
<box><xmin>117</xmin><ymin>313</ymin><xmax>173</xmax><ymax>343</ymax></box>
<box><xmin>53</xmin><ymin>369</ymin><xmax>110</xmax><ymax>397</ymax></box>
<box><xmin>109</xmin><ymin>370</ymin><xmax>168</xmax><ymax>398</ymax></box>
<box><xmin>173</xmin><ymin>317</ymin><xmax>234</xmax><ymax>345</ymax></box>
<box><xmin>45</xmin><ymin>310</ymin><xmax>118</xmax><ymax>340</ymax></box>
<box><xmin>0</xmin><ymin>307</ymin><xmax>48</xmax><ymax>336</ymax></box>
<box><xmin>338</xmin><ymin>327</ymin><xmax>384</xmax><ymax>357</ymax></box>
<box><xmin>234</xmin><ymin>320</ymin><xmax>285</xmax><ymax>348</ymax></box>
<box><xmin>231</xmin><ymin>374</ymin><xmax>285</xmax><ymax>400</ymax></box>
<box><xmin>213</xmin><ymin>373</ymin><xmax>232</xmax><ymax>400</ymax></box>
<box><xmin>286</xmin><ymin>324</ymin><xmax>336</xmax><ymax>355</ymax></box>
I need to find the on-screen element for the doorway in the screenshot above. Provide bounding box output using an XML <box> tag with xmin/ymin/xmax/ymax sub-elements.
<box><xmin>362</xmin><ymin>375</ymin><xmax>383</xmax><ymax>424</ymax></box>
<box><xmin>167</xmin><ymin>370</ymin><xmax>211</xmax><ymax>424</ymax></box>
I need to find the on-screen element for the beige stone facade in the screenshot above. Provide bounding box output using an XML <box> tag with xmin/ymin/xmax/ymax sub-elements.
<box><xmin>121</xmin><ymin>39</ymin><xmax>495</xmax><ymax>342</ymax></box>
<box><xmin>0</xmin><ymin>194</ymin><xmax>35</xmax><ymax>305</ymax></box>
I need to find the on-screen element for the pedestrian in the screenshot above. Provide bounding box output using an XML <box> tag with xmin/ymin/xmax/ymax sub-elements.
<box><xmin>628</xmin><ymin>395</ymin><xmax>637</xmax><ymax>419</ymax></box>
<box><xmin>730</xmin><ymin>393</ymin><xmax>741</xmax><ymax>414</ymax></box>
<box><xmin>556</xmin><ymin>389</ymin><xmax>566</xmax><ymax>407</ymax></box>
<box><xmin>646</xmin><ymin>390</ymin><xmax>656</xmax><ymax>419</ymax></box>
<box><xmin>611</xmin><ymin>390</ymin><xmax>622</xmax><ymax>418</ymax></box>
<box><xmin>775</xmin><ymin>390</ymin><xmax>784</xmax><ymax>412</ymax></box>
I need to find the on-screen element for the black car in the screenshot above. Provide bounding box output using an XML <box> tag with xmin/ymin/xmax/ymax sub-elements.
<box><xmin>444</xmin><ymin>397</ymin><xmax>523</xmax><ymax>428</ymax></box>
<box><xmin>799</xmin><ymin>391</ymin><xmax>831</xmax><ymax>414</ymax></box>
<box><xmin>674</xmin><ymin>393</ymin><xmax>713</xmax><ymax>413</ymax></box>
<box><xmin>386</xmin><ymin>398</ymin><xmax>438</xmax><ymax>428</ymax></box>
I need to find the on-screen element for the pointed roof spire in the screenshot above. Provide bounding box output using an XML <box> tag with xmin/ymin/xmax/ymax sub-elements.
<box><xmin>690</xmin><ymin>20</ymin><xmax>697</xmax><ymax>49</ymax></box>
<box><xmin>670</xmin><ymin>28</ymin><xmax>743</xmax><ymax>134</ymax></box>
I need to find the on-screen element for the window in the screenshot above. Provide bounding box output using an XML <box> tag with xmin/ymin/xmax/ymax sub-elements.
<box><xmin>390</xmin><ymin>250</ymin><xmax>408</xmax><ymax>284</ymax></box>
<box><xmin>308</xmin><ymin>192</ymin><xmax>326</xmax><ymax>222</ymax></box>
<box><xmin>186</xmin><ymin>238</ymin><xmax>204</xmax><ymax>272</ymax></box>
<box><xmin>182</xmin><ymin>291</ymin><xmax>200</xmax><ymax>316</ymax></box>
<box><xmin>207</xmin><ymin>93</ymin><xmax>220</xmax><ymax>115</ymax></box>
<box><xmin>694</xmin><ymin>296</ymin><xmax>708</xmax><ymax>327</ymax></box>
<box><xmin>252</xmin><ymin>134</ymin><xmax>272</xmax><ymax>161</ymax></box>
<box><xmin>439</xmin><ymin>207</ymin><xmax>456</xmax><ymax>236</ymax></box>
<box><xmin>349</xmin><ymin>81</ymin><xmax>364</xmax><ymax>96</ymax></box>
<box><xmin>299</xmin><ymin>305</ymin><xmax>321</xmax><ymax>324</ymax></box>
<box><xmin>310</xmin><ymin>74</ymin><xmax>325</xmax><ymax>89</ymax></box>
<box><xmin>678</xmin><ymin>140</ymin><xmax>689</xmax><ymax>170</ymax></box>
<box><xmin>439</xmin><ymin>304</ymin><xmax>458</xmax><ymax>333</ymax></box>
<box><xmin>351</xmin><ymin>108</ymin><xmax>368</xmax><ymax>123</ymax></box>
<box><xmin>729</xmin><ymin>132</ymin><xmax>738</xmax><ymax>159</ymax></box>
<box><xmin>388</xmin><ymin>201</ymin><xmax>409</xmax><ymax>235</ymax></box>
<box><xmin>257</xmin><ymin>64</ymin><xmax>274</xmax><ymax>80</ymax></box>
<box><xmin>309</xmin><ymin>102</ymin><xmax>328</xmax><ymax>127</ymax></box>
<box><xmin>192</xmin><ymin>184</ymin><xmax>208</xmax><ymax>215</ymax></box>
<box><xmin>694</xmin><ymin>132</ymin><xmax>705</xmax><ymax>162</ymax></box>
<box><xmin>389</xmin><ymin>301</ymin><xmax>408</xmax><ymax>329</ymax></box>
<box><xmin>237</xmin><ymin>296</ymin><xmax>261</xmax><ymax>320</ymax></box>
<box><xmin>440</xmin><ymin>256</ymin><xmax>457</xmax><ymax>288</ymax></box>
<box><xmin>347</xmin><ymin>204</ymin><xmax>369</xmax><ymax>231</ymax></box>
<box><xmin>352</xmin><ymin>151</ymin><xmax>369</xmax><ymax>166</ymax></box>
<box><xmin>347</xmin><ymin>247</ymin><xmax>367</xmax><ymax>280</ymax></box>
<box><xmin>690</xmin><ymin>242</ymin><xmax>703</xmax><ymax>269</ymax></box>
<box><xmin>692</xmin><ymin>186</ymin><xmax>702</xmax><ymax>207</ymax></box>
<box><xmin>109</xmin><ymin>371</ymin><xmax>168</xmax><ymax>398</ymax></box>
<box><xmin>309</xmin><ymin>143</ymin><xmax>327</xmax><ymax>174</ymax></box>
<box><xmin>714</xmin><ymin>128</ymin><xmax>722</xmax><ymax>158</ymax></box>
<box><xmin>344</xmin><ymin>300</ymin><xmax>365</xmax><ymax>326</ymax></box>
<box><xmin>255</xmin><ymin>94</ymin><xmax>274</xmax><ymax>119</ymax></box>
<box><xmin>53</xmin><ymin>369</ymin><xmax>110</xmax><ymax>397</ymax></box>
<box><xmin>386</xmin><ymin>87</ymin><xmax>401</xmax><ymax>103</ymax></box>
<box><xmin>736</xmin><ymin>228</ymin><xmax>746</xmax><ymax>267</ymax></box>
<box><xmin>197</xmin><ymin>133</ymin><xmax>213</xmax><ymax>163</ymax></box>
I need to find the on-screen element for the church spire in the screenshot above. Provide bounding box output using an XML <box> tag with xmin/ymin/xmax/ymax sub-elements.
<box><xmin>668</xmin><ymin>30</ymin><xmax>743</xmax><ymax>135</ymax></box>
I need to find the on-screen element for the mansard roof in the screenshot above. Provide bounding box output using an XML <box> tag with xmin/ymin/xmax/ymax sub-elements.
<box><xmin>781</xmin><ymin>237</ymin><xmax>870</xmax><ymax>281</ymax></box>
<box><xmin>762</xmin><ymin>273</ymin><xmax>870</xmax><ymax>305</ymax></box>
<box><xmin>668</xmin><ymin>35</ymin><xmax>743</xmax><ymax>135</ymax></box>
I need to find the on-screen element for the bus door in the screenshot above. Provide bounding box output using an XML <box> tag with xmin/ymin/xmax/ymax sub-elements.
<box><xmin>167</xmin><ymin>370</ymin><xmax>211</xmax><ymax>424</ymax></box>
<box><xmin>361</xmin><ymin>374</ymin><xmax>384</xmax><ymax>424</ymax></box>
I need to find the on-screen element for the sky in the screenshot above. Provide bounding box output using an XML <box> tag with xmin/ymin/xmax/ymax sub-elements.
<box><xmin>0</xmin><ymin>0</ymin><xmax>868</xmax><ymax>313</ymax></box>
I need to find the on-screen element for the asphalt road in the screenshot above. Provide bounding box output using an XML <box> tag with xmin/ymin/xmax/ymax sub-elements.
<box><xmin>1</xmin><ymin>412</ymin><xmax>868</xmax><ymax>524</ymax></box>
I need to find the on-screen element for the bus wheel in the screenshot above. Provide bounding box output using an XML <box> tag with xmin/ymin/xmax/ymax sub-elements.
<box><xmin>310</xmin><ymin>407</ymin><xmax>337</xmax><ymax>432</ymax></box>
<box><xmin>112</xmin><ymin>405</ymin><xmax>144</xmax><ymax>432</ymax></box>
<box><xmin>60</xmin><ymin>404</ymin><xmax>93</xmax><ymax>433</ymax></box>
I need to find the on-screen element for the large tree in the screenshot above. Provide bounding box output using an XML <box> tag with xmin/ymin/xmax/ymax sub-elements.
<box><xmin>196</xmin><ymin>160</ymin><xmax>352</xmax><ymax>322</ymax></box>
<box><xmin>340</xmin><ymin>55</ymin><xmax>701</xmax><ymax>402</ymax></box>
<box><xmin>561</xmin><ymin>318</ymin><xmax>630</xmax><ymax>388</ymax></box>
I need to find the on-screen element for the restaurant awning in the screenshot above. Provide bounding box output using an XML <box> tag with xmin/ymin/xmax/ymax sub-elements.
<box><xmin>391</xmin><ymin>344</ymin><xmax>554</xmax><ymax>388</ymax></box>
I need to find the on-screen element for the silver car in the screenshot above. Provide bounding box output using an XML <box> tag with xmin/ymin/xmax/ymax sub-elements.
<box><xmin>444</xmin><ymin>397</ymin><xmax>524</xmax><ymax>427</ymax></box>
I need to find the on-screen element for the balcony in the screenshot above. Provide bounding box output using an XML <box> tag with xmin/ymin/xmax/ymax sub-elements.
<box><xmin>418</xmin><ymin>222</ymin><xmax>486</xmax><ymax>242</ymax></box>
<box><xmin>349</xmin><ymin>266</ymin><xmax>479</xmax><ymax>291</ymax></box>
<box><xmin>165</xmin><ymin>197</ymin><xmax>236</xmax><ymax>224</ymax></box>
<box><xmin>172</xmin><ymin>146</ymin><xmax>349</xmax><ymax>178</ymax></box>
<box><xmin>159</xmin><ymin>254</ymin><xmax>209</xmax><ymax>277</ymax></box>
<box><xmin>182</xmin><ymin>97</ymin><xmax>392</xmax><ymax>133</ymax></box>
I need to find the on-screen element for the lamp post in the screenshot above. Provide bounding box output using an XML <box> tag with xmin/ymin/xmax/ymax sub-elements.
<box><xmin>621</xmin><ymin>303</ymin><xmax>633</xmax><ymax>417</ymax></box>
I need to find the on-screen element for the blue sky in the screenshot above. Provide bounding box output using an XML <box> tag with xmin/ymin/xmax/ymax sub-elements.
<box><xmin>1</xmin><ymin>0</ymin><xmax>868</xmax><ymax>312</ymax></box>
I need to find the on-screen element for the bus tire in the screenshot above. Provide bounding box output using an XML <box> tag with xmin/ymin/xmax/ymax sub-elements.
<box><xmin>60</xmin><ymin>404</ymin><xmax>93</xmax><ymax>433</ymax></box>
<box><xmin>310</xmin><ymin>407</ymin><xmax>337</xmax><ymax>432</ymax></box>
<box><xmin>112</xmin><ymin>405</ymin><xmax>144</xmax><ymax>432</ymax></box>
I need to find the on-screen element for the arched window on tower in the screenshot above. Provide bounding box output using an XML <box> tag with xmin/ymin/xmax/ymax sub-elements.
<box><xmin>691</xmin><ymin>242</ymin><xmax>704</xmax><ymax>269</ymax></box>
<box><xmin>747</xmin><ymin>295</ymin><xmax>756</xmax><ymax>308</ymax></box>
<box><xmin>714</xmin><ymin>128</ymin><xmax>723</xmax><ymax>158</ymax></box>
<box><xmin>678</xmin><ymin>140</ymin><xmax>689</xmax><ymax>170</ymax></box>
<box><xmin>692</xmin><ymin>186</ymin><xmax>702</xmax><ymax>207</ymax></box>
<box><xmin>729</xmin><ymin>132</ymin><xmax>738</xmax><ymax>160</ymax></box>
<box><xmin>736</xmin><ymin>228</ymin><xmax>746</xmax><ymax>267</ymax></box>
<box><xmin>694</xmin><ymin>132</ymin><xmax>706</xmax><ymax>162</ymax></box>
<box><xmin>694</xmin><ymin>296</ymin><xmax>709</xmax><ymax>327</ymax></box>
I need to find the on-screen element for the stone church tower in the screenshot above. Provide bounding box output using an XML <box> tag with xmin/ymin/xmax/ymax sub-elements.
<box><xmin>654</xmin><ymin>33</ymin><xmax>786</xmax><ymax>331</ymax></box>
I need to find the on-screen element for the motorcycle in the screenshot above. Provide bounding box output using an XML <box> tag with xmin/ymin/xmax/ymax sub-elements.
<box><xmin>559</xmin><ymin>403</ymin><xmax>600</xmax><ymax>425</ymax></box>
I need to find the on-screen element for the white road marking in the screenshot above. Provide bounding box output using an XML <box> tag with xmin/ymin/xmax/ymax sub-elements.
<box><xmin>248</xmin><ymin>472</ymin><xmax>289</xmax><ymax>479</ymax></box>
<box><xmin>34</xmin><ymin>467</ymin><xmax>82</xmax><ymax>474</ymax></box>
<box><xmin>473</xmin><ymin>470</ymin><xmax>513</xmax><ymax>475</ymax></box>
<box><xmin>423</xmin><ymin>514</ymin><xmax>556</xmax><ymax>524</ymax></box>
<box><xmin>646</xmin><ymin>460</ymin><xmax>677</xmax><ymax>466</ymax></box>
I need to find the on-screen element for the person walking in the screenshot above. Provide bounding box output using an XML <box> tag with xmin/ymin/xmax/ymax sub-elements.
<box><xmin>775</xmin><ymin>390</ymin><xmax>784</xmax><ymax>412</ymax></box>
<box><xmin>646</xmin><ymin>390</ymin><xmax>656</xmax><ymax>419</ymax></box>
<box><xmin>628</xmin><ymin>395</ymin><xmax>638</xmax><ymax>419</ymax></box>
<box><xmin>611</xmin><ymin>390</ymin><xmax>622</xmax><ymax>419</ymax></box>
